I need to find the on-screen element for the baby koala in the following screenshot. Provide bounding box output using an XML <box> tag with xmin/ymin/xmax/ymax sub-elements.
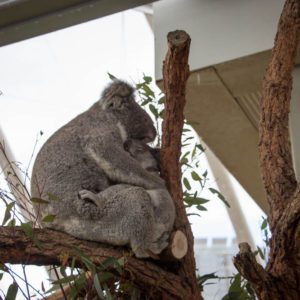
<box><xmin>78</xmin><ymin>139</ymin><xmax>175</xmax><ymax>255</ymax></box>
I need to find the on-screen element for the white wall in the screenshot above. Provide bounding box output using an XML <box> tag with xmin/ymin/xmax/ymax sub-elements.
<box><xmin>154</xmin><ymin>0</ymin><xmax>285</xmax><ymax>79</ymax></box>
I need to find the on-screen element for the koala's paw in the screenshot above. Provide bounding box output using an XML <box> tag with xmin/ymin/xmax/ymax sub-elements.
<box><xmin>150</xmin><ymin>240</ymin><xmax>169</xmax><ymax>255</ymax></box>
<box><xmin>78</xmin><ymin>189</ymin><xmax>99</xmax><ymax>203</ymax></box>
<box><xmin>132</xmin><ymin>247</ymin><xmax>150</xmax><ymax>258</ymax></box>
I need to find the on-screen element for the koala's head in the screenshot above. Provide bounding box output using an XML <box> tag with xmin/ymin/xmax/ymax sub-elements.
<box><xmin>100</xmin><ymin>80</ymin><xmax>156</xmax><ymax>143</ymax></box>
<box><xmin>124</xmin><ymin>139</ymin><xmax>159</xmax><ymax>174</ymax></box>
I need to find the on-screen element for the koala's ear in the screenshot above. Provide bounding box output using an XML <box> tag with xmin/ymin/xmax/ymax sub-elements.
<box><xmin>100</xmin><ymin>80</ymin><xmax>134</xmax><ymax>110</ymax></box>
<box><xmin>101</xmin><ymin>96</ymin><xmax>127</xmax><ymax>110</ymax></box>
<box><xmin>123</xmin><ymin>139</ymin><xmax>132</xmax><ymax>152</ymax></box>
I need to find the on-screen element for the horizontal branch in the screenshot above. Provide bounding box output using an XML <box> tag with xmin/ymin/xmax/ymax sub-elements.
<box><xmin>0</xmin><ymin>226</ymin><xmax>188</xmax><ymax>298</ymax></box>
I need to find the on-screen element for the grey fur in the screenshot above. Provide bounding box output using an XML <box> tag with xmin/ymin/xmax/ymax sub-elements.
<box><xmin>31</xmin><ymin>80</ymin><xmax>170</xmax><ymax>257</ymax></box>
<box><xmin>78</xmin><ymin>139</ymin><xmax>176</xmax><ymax>255</ymax></box>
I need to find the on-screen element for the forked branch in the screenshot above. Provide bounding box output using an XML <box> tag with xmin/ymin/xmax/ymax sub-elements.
<box><xmin>259</xmin><ymin>0</ymin><xmax>300</xmax><ymax>224</ymax></box>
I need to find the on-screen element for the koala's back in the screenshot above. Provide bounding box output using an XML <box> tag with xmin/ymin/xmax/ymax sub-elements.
<box><xmin>31</xmin><ymin>112</ymin><xmax>110</xmax><ymax>218</ymax></box>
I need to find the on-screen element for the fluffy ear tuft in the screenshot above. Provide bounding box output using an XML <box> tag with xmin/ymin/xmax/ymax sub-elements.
<box><xmin>100</xmin><ymin>80</ymin><xmax>135</xmax><ymax>110</ymax></box>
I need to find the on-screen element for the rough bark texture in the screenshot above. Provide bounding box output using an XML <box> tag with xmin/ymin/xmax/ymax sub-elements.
<box><xmin>0</xmin><ymin>226</ymin><xmax>188</xmax><ymax>298</ymax></box>
<box><xmin>160</xmin><ymin>30</ymin><xmax>202</xmax><ymax>299</ymax></box>
<box><xmin>234</xmin><ymin>1</ymin><xmax>300</xmax><ymax>299</ymax></box>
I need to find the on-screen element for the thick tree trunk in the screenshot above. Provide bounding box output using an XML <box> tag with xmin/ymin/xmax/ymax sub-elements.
<box><xmin>160</xmin><ymin>30</ymin><xmax>202</xmax><ymax>299</ymax></box>
<box><xmin>234</xmin><ymin>1</ymin><xmax>300</xmax><ymax>299</ymax></box>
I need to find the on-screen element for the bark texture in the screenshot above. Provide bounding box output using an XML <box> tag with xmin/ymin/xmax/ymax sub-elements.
<box><xmin>160</xmin><ymin>30</ymin><xmax>202</xmax><ymax>299</ymax></box>
<box><xmin>0</xmin><ymin>226</ymin><xmax>188</xmax><ymax>298</ymax></box>
<box><xmin>234</xmin><ymin>1</ymin><xmax>300</xmax><ymax>299</ymax></box>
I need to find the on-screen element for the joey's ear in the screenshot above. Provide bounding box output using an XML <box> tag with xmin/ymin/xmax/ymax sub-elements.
<box><xmin>123</xmin><ymin>139</ymin><xmax>132</xmax><ymax>152</ymax></box>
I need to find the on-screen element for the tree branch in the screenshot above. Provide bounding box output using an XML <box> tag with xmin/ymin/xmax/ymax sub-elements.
<box><xmin>234</xmin><ymin>2</ymin><xmax>300</xmax><ymax>299</ymax></box>
<box><xmin>160</xmin><ymin>30</ymin><xmax>201</xmax><ymax>299</ymax></box>
<box><xmin>259</xmin><ymin>0</ymin><xmax>300</xmax><ymax>224</ymax></box>
<box><xmin>0</xmin><ymin>226</ymin><xmax>189</xmax><ymax>299</ymax></box>
<box><xmin>233</xmin><ymin>243</ymin><xmax>269</xmax><ymax>292</ymax></box>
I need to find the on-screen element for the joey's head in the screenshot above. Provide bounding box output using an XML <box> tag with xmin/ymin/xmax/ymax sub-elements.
<box><xmin>100</xmin><ymin>80</ymin><xmax>156</xmax><ymax>143</ymax></box>
<box><xmin>124</xmin><ymin>139</ymin><xmax>159</xmax><ymax>174</ymax></box>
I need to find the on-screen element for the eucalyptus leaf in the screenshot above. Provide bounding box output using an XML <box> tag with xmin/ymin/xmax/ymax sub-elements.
<box><xmin>31</xmin><ymin>198</ymin><xmax>49</xmax><ymax>204</ymax></box>
<box><xmin>42</xmin><ymin>214</ymin><xmax>56</xmax><ymax>223</ymax></box>
<box><xmin>209</xmin><ymin>188</ymin><xmax>230</xmax><ymax>207</ymax></box>
<box><xmin>149</xmin><ymin>104</ymin><xmax>159</xmax><ymax>119</ymax></box>
<box><xmin>183</xmin><ymin>178</ymin><xmax>191</xmax><ymax>190</ymax></box>
<box><xmin>196</xmin><ymin>144</ymin><xmax>205</xmax><ymax>152</ymax></box>
<box><xmin>20</xmin><ymin>222</ymin><xmax>34</xmax><ymax>239</ymax></box>
<box><xmin>143</xmin><ymin>75</ymin><xmax>152</xmax><ymax>84</ymax></box>
<box><xmin>2</xmin><ymin>202</ymin><xmax>15</xmax><ymax>226</ymax></box>
<box><xmin>52</xmin><ymin>274</ymin><xmax>77</xmax><ymax>285</ymax></box>
<box><xmin>257</xmin><ymin>246</ymin><xmax>265</xmax><ymax>260</ymax></box>
<box><xmin>184</xmin><ymin>197</ymin><xmax>210</xmax><ymax>206</ymax></box>
<box><xmin>94</xmin><ymin>274</ymin><xmax>105</xmax><ymax>299</ymax></box>
<box><xmin>7</xmin><ymin>219</ymin><xmax>16</xmax><ymax>227</ymax></box>
<box><xmin>47</xmin><ymin>193</ymin><xmax>60</xmax><ymax>201</ymax></box>
<box><xmin>197</xmin><ymin>272</ymin><xmax>218</xmax><ymax>286</ymax></box>
<box><xmin>5</xmin><ymin>282</ymin><xmax>18</xmax><ymax>300</ymax></box>
<box><xmin>103</xmin><ymin>283</ymin><xmax>113</xmax><ymax>300</ymax></box>
<box><xmin>98</xmin><ymin>272</ymin><xmax>114</xmax><ymax>283</ymax></box>
<box><xmin>158</xmin><ymin>96</ymin><xmax>165</xmax><ymax>104</ymax></box>
<box><xmin>60</xmin><ymin>266</ymin><xmax>67</xmax><ymax>277</ymax></box>
<box><xmin>191</xmin><ymin>171</ymin><xmax>202</xmax><ymax>181</ymax></box>
<box><xmin>261</xmin><ymin>218</ymin><xmax>268</xmax><ymax>230</ymax></box>
<box><xmin>196</xmin><ymin>205</ymin><xmax>208</xmax><ymax>211</ymax></box>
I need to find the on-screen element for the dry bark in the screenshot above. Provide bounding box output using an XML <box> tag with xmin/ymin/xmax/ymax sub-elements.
<box><xmin>234</xmin><ymin>1</ymin><xmax>300</xmax><ymax>299</ymax></box>
<box><xmin>0</xmin><ymin>226</ymin><xmax>189</xmax><ymax>299</ymax></box>
<box><xmin>160</xmin><ymin>30</ymin><xmax>202</xmax><ymax>299</ymax></box>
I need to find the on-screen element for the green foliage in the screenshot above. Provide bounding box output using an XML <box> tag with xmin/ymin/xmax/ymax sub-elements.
<box><xmin>5</xmin><ymin>282</ymin><xmax>18</xmax><ymax>300</ymax></box>
<box><xmin>209</xmin><ymin>187</ymin><xmax>230</xmax><ymax>208</ymax></box>
<box><xmin>221</xmin><ymin>274</ymin><xmax>256</xmax><ymax>300</ymax></box>
<box><xmin>2</xmin><ymin>202</ymin><xmax>15</xmax><ymax>226</ymax></box>
<box><xmin>46</xmin><ymin>252</ymin><xmax>126</xmax><ymax>299</ymax></box>
<box><xmin>253</xmin><ymin>216</ymin><xmax>270</xmax><ymax>262</ymax></box>
<box><xmin>30</xmin><ymin>197</ymin><xmax>49</xmax><ymax>204</ymax></box>
<box><xmin>197</xmin><ymin>272</ymin><xmax>219</xmax><ymax>291</ymax></box>
<box><xmin>21</xmin><ymin>222</ymin><xmax>43</xmax><ymax>249</ymax></box>
<box><xmin>42</xmin><ymin>214</ymin><xmax>56</xmax><ymax>223</ymax></box>
<box><xmin>135</xmin><ymin>74</ymin><xmax>227</xmax><ymax>214</ymax></box>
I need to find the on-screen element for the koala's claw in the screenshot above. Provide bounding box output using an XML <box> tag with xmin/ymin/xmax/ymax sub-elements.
<box><xmin>78</xmin><ymin>189</ymin><xmax>98</xmax><ymax>203</ymax></box>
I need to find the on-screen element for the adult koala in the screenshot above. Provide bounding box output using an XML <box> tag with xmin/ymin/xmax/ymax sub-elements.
<box><xmin>31</xmin><ymin>80</ymin><xmax>166</xmax><ymax>257</ymax></box>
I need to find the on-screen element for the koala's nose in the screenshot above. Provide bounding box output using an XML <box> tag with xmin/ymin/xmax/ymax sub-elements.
<box><xmin>146</xmin><ymin>125</ymin><xmax>156</xmax><ymax>142</ymax></box>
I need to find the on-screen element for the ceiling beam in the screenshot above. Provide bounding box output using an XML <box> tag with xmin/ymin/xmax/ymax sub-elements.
<box><xmin>0</xmin><ymin>0</ymin><xmax>157</xmax><ymax>46</ymax></box>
